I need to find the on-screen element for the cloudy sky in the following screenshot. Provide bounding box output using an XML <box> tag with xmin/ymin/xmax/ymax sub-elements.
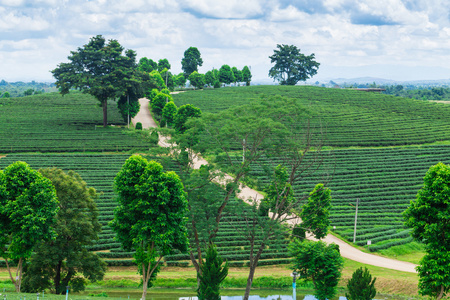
<box><xmin>1</xmin><ymin>0</ymin><xmax>449</xmax><ymax>83</ymax></box>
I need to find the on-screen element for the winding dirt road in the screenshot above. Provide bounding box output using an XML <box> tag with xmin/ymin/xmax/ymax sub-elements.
<box><xmin>132</xmin><ymin>98</ymin><xmax>418</xmax><ymax>273</ymax></box>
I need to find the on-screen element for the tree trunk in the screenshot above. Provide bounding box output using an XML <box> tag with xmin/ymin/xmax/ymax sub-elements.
<box><xmin>243</xmin><ymin>243</ymin><xmax>265</xmax><ymax>300</ymax></box>
<box><xmin>141</xmin><ymin>256</ymin><xmax>163</xmax><ymax>300</ymax></box>
<box><xmin>55</xmin><ymin>260</ymin><xmax>62</xmax><ymax>294</ymax></box>
<box><xmin>437</xmin><ymin>285</ymin><xmax>444</xmax><ymax>300</ymax></box>
<box><xmin>102</xmin><ymin>99</ymin><xmax>108</xmax><ymax>127</ymax></box>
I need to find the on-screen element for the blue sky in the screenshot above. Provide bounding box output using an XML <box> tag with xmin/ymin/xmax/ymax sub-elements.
<box><xmin>0</xmin><ymin>0</ymin><xmax>449</xmax><ymax>82</ymax></box>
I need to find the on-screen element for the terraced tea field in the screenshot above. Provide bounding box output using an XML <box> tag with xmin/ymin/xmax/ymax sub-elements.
<box><xmin>173</xmin><ymin>86</ymin><xmax>450</xmax><ymax>147</ymax></box>
<box><xmin>0</xmin><ymin>92</ymin><xmax>153</xmax><ymax>153</ymax></box>
<box><xmin>0</xmin><ymin>154</ymin><xmax>291</xmax><ymax>266</ymax></box>
<box><xmin>245</xmin><ymin>145</ymin><xmax>450</xmax><ymax>251</ymax></box>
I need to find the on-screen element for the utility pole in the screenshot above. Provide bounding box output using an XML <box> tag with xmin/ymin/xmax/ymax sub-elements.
<box><xmin>353</xmin><ymin>198</ymin><xmax>360</xmax><ymax>243</ymax></box>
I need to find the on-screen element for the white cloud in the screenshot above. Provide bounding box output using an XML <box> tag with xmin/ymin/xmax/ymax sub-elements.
<box><xmin>0</xmin><ymin>0</ymin><xmax>449</xmax><ymax>82</ymax></box>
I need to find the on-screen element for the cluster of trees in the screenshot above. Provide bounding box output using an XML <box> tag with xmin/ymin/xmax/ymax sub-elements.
<box><xmin>0</xmin><ymin>80</ymin><xmax>55</xmax><ymax>97</ymax></box>
<box><xmin>383</xmin><ymin>85</ymin><xmax>450</xmax><ymax>100</ymax></box>
<box><xmin>147</xmin><ymin>87</ymin><xmax>202</xmax><ymax>132</ymax></box>
<box><xmin>0</xmin><ymin>162</ymin><xmax>105</xmax><ymax>294</ymax></box>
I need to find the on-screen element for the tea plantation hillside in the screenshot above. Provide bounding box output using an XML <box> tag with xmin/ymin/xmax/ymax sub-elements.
<box><xmin>173</xmin><ymin>86</ymin><xmax>450</xmax><ymax>147</ymax></box>
<box><xmin>173</xmin><ymin>85</ymin><xmax>450</xmax><ymax>251</ymax></box>
<box><xmin>0</xmin><ymin>154</ymin><xmax>292</xmax><ymax>267</ymax></box>
<box><xmin>0</xmin><ymin>92</ymin><xmax>154</xmax><ymax>153</ymax></box>
<box><xmin>245</xmin><ymin>145</ymin><xmax>450</xmax><ymax>251</ymax></box>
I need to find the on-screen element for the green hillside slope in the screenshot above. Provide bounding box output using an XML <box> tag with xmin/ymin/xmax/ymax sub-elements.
<box><xmin>173</xmin><ymin>86</ymin><xmax>450</xmax><ymax>147</ymax></box>
<box><xmin>0</xmin><ymin>92</ymin><xmax>153</xmax><ymax>153</ymax></box>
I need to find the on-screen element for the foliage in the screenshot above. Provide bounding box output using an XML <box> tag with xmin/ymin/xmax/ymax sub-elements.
<box><xmin>162</xmin><ymin>102</ymin><xmax>178</xmax><ymax>128</ymax></box>
<box><xmin>181</xmin><ymin>47</ymin><xmax>203</xmax><ymax>77</ymax></box>
<box><xmin>290</xmin><ymin>240</ymin><xmax>344</xmax><ymax>300</ymax></box>
<box><xmin>151</xmin><ymin>91</ymin><xmax>173</xmax><ymax>117</ymax></box>
<box><xmin>0</xmin><ymin>161</ymin><xmax>59</xmax><ymax>292</ymax></box>
<box><xmin>231</xmin><ymin>67</ymin><xmax>243</xmax><ymax>84</ymax></box>
<box><xmin>260</xmin><ymin>165</ymin><xmax>294</xmax><ymax>216</ymax></box>
<box><xmin>174</xmin><ymin>104</ymin><xmax>202</xmax><ymax>133</ymax></box>
<box><xmin>346</xmin><ymin>267</ymin><xmax>377</xmax><ymax>300</ymax></box>
<box><xmin>117</xmin><ymin>94</ymin><xmax>140</xmax><ymax>123</ymax></box>
<box><xmin>52</xmin><ymin>35</ymin><xmax>144</xmax><ymax>127</ymax></box>
<box><xmin>205</xmin><ymin>70</ymin><xmax>216</xmax><ymax>87</ymax></box>
<box><xmin>404</xmin><ymin>162</ymin><xmax>450</xmax><ymax>300</ymax></box>
<box><xmin>197</xmin><ymin>243</ymin><xmax>229</xmax><ymax>300</ymax></box>
<box><xmin>110</xmin><ymin>155</ymin><xmax>189</xmax><ymax>299</ymax></box>
<box><xmin>157</xmin><ymin>58</ymin><xmax>171</xmax><ymax>72</ymax></box>
<box><xmin>135</xmin><ymin>122</ymin><xmax>143</xmax><ymax>130</ymax></box>
<box><xmin>300</xmin><ymin>183</ymin><xmax>332</xmax><ymax>239</ymax></box>
<box><xmin>21</xmin><ymin>168</ymin><xmax>106</xmax><ymax>294</ymax></box>
<box><xmin>138</xmin><ymin>57</ymin><xmax>157</xmax><ymax>73</ymax></box>
<box><xmin>175</xmin><ymin>73</ymin><xmax>187</xmax><ymax>88</ymax></box>
<box><xmin>188</xmin><ymin>71</ymin><xmax>205</xmax><ymax>89</ymax></box>
<box><xmin>149</xmin><ymin>70</ymin><xmax>166</xmax><ymax>90</ymax></box>
<box><xmin>269</xmin><ymin>44</ymin><xmax>320</xmax><ymax>85</ymax></box>
<box><xmin>218</xmin><ymin>64</ymin><xmax>235</xmax><ymax>85</ymax></box>
<box><xmin>242</xmin><ymin>66</ymin><xmax>252</xmax><ymax>86</ymax></box>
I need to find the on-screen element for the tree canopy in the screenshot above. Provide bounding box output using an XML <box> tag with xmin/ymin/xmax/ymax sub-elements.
<box><xmin>300</xmin><ymin>183</ymin><xmax>332</xmax><ymax>239</ymax></box>
<box><xmin>290</xmin><ymin>240</ymin><xmax>343</xmax><ymax>300</ymax></box>
<box><xmin>52</xmin><ymin>35</ymin><xmax>146</xmax><ymax>127</ymax></box>
<box><xmin>404</xmin><ymin>162</ymin><xmax>450</xmax><ymax>300</ymax></box>
<box><xmin>181</xmin><ymin>47</ymin><xmax>203</xmax><ymax>77</ymax></box>
<box><xmin>110</xmin><ymin>155</ymin><xmax>189</xmax><ymax>300</ymax></box>
<box><xmin>0</xmin><ymin>161</ymin><xmax>59</xmax><ymax>292</ymax></box>
<box><xmin>188</xmin><ymin>71</ymin><xmax>205</xmax><ymax>89</ymax></box>
<box><xmin>269</xmin><ymin>44</ymin><xmax>320</xmax><ymax>85</ymax></box>
<box><xmin>22</xmin><ymin>168</ymin><xmax>106</xmax><ymax>294</ymax></box>
<box><xmin>218</xmin><ymin>64</ymin><xmax>235</xmax><ymax>85</ymax></box>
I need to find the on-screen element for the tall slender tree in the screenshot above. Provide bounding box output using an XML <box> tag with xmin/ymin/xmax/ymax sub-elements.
<box><xmin>110</xmin><ymin>155</ymin><xmax>189</xmax><ymax>300</ymax></box>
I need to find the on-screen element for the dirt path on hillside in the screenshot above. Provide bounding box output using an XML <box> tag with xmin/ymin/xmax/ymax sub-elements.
<box><xmin>132</xmin><ymin>97</ymin><xmax>418</xmax><ymax>273</ymax></box>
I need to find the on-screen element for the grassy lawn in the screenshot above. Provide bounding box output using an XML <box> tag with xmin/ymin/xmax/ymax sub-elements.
<box><xmin>0</xmin><ymin>258</ymin><xmax>419</xmax><ymax>297</ymax></box>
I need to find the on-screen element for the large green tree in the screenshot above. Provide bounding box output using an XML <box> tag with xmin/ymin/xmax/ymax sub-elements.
<box><xmin>218</xmin><ymin>64</ymin><xmax>235</xmax><ymax>85</ymax></box>
<box><xmin>52</xmin><ymin>35</ymin><xmax>142</xmax><ymax>127</ymax></box>
<box><xmin>22</xmin><ymin>168</ymin><xmax>106</xmax><ymax>294</ymax></box>
<box><xmin>138</xmin><ymin>57</ymin><xmax>157</xmax><ymax>73</ymax></box>
<box><xmin>174</xmin><ymin>104</ymin><xmax>202</xmax><ymax>134</ymax></box>
<box><xmin>290</xmin><ymin>240</ymin><xmax>344</xmax><ymax>300</ymax></box>
<box><xmin>181</xmin><ymin>47</ymin><xmax>203</xmax><ymax>78</ymax></box>
<box><xmin>110</xmin><ymin>155</ymin><xmax>189</xmax><ymax>300</ymax></box>
<box><xmin>188</xmin><ymin>71</ymin><xmax>205</xmax><ymax>90</ymax></box>
<box><xmin>0</xmin><ymin>162</ymin><xmax>59</xmax><ymax>292</ymax></box>
<box><xmin>404</xmin><ymin>162</ymin><xmax>450</xmax><ymax>300</ymax></box>
<box><xmin>157</xmin><ymin>58</ymin><xmax>171</xmax><ymax>72</ymax></box>
<box><xmin>231</xmin><ymin>67</ymin><xmax>243</xmax><ymax>85</ymax></box>
<box><xmin>269</xmin><ymin>44</ymin><xmax>320</xmax><ymax>85</ymax></box>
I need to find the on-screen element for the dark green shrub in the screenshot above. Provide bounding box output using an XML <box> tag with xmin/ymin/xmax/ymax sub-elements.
<box><xmin>135</xmin><ymin>122</ymin><xmax>143</xmax><ymax>130</ymax></box>
<box><xmin>346</xmin><ymin>267</ymin><xmax>377</xmax><ymax>300</ymax></box>
<box><xmin>197</xmin><ymin>243</ymin><xmax>229</xmax><ymax>300</ymax></box>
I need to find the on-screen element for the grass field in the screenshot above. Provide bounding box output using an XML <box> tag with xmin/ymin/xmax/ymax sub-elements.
<box><xmin>0</xmin><ymin>259</ymin><xmax>420</xmax><ymax>297</ymax></box>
